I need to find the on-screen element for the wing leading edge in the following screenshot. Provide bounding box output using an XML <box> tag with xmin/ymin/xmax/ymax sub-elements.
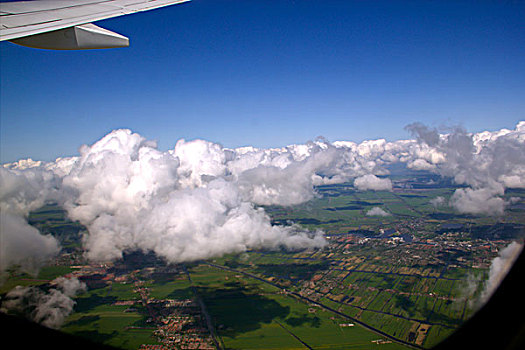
<box><xmin>0</xmin><ymin>0</ymin><xmax>190</xmax><ymax>50</ymax></box>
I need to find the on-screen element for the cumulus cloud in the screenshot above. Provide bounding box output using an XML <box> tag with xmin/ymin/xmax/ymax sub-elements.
<box><xmin>0</xmin><ymin>167</ymin><xmax>58</xmax><ymax>216</ymax></box>
<box><xmin>172</xmin><ymin>138</ymin><xmax>230</xmax><ymax>188</ymax></box>
<box><xmin>0</xmin><ymin>131</ymin><xmax>337</xmax><ymax>271</ymax></box>
<box><xmin>354</xmin><ymin>174</ymin><xmax>392</xmax><ymax>191</ymax></box>
<box><xmin>1</xmin><ymin>121</ymin><xmax>524</xmax><ymax>272</ymax></box>
<box><xmin>477</xmin><ymin>241</ymin><xmax>523</xmax><ymax>307</ymax></box>
<box><xmin>366</xmin><ymin>207</ymin><xmax>391</xmax><ymax>217</ymax></box>
<box><xmin>450</xmin><ymin>187</ymin><xmax>506</xmax><ymax>216</ymax></box>
<box><xmin>0</xmin><ymin>212</ymin><xmax>60</xmax><ymax>275</ymax></box>
<box><xmin>407</xmin><ymin>158</ymin><xmax>436</xmax><ymax>171</ymax></box>
<box><xmin>0</xmin><ymin>277</ymin><xmax>86</xmax><ymax>329</ymax></box>
<box><xmin>60</xmin><ymin>130</ymin><xmax>327</xmax><ymax>263</ymax></box>
<box><xmin>237</xmin><ymin>145</ymin><xmax>339</xmax><ymax>205</ymax></box>
<box><xmin>404</xmin><ymin>122</ymin><xmax>441</xmax><ymax>147</ymax></box>
<box><xmin>430</xmin><ymin>196</ymin><xmax>446</xmax><ymax>209</ymax></box>
<box><xmin>0</xmin><ymin>167</ymin><xmax>61</xmax><ymax>275</ymax></box>
<box><xmin>406</xmin><ymin>121</ymin><xmax>525</xmax><ymax>215</ymax></box>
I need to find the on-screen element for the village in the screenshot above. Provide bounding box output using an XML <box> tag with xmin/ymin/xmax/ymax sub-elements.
<box><xmin>53</xmin><ymin>256</ymin><xmax>215</xmax><ymax>350</ymax></box>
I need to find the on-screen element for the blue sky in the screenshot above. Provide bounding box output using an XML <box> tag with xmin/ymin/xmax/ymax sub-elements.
<box><xmin>1</xmin><ymin>0</ymin><xmax>524</xmax><ymax>162</ymax></box>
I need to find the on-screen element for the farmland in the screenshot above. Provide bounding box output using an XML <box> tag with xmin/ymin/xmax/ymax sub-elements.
<box><xmin>2</xmin><ymin>167</ymin><xmax>524</xmax><ymax>349</ymax></box>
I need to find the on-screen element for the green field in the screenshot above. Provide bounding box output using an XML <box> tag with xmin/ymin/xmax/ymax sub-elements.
<box><xmin>62</xmin><ymin>292</ymin><xmax>157</xmax><ymax>349</ymax></box>
<box><xmin>188</xmin><ymin>264</ymin><xmax>409</xmax><ymax>350</ymax></box>
<box><xmin>3</xmin><ymin>169</ymin><xmax>524</xmax><ymax>349</ymax></box>
<box><xmin>0</xmin><ymin>265</ymin><xmax>73</xmax><ymax>294</ymax></box>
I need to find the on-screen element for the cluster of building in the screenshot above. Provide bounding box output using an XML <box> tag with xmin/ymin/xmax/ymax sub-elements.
<box><xmin>48</xmin><ymin>250</ymin><xmax>215</xmax><ymax>350</ymax></box>
<box><xmin>153</xmin><ymin>310</ymin><xmax>215</xmax><ymax>350</ymax></box>
<box><xmin>241</xmin><ymin>219</ymin><xmax>523</xmax><ymax>347</ymax></box>
<box><xmin>324</xmin><ymin>221</ymin><xmax>516</xmax><ymax>273</ymax></box>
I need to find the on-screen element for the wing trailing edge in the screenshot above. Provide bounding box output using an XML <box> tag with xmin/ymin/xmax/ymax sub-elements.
<box><xmin>0</xmin><ymin>0</ymin><xmax>190</xmax><ymax>50</ymax></box>
<box><xmin>10</xmin><ymin>23</ymin><xmax>129</xmax><ymax>50</ymax></box>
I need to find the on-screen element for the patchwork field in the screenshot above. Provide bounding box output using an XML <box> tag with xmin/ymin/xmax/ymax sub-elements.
<box><xmin>2</xmin><ymin>169</ymin><xmax>524</xmax><ymax>349</ymax></box>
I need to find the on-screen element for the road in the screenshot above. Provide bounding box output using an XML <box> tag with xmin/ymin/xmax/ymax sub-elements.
<box><xmin>205</xmin><ymin>262</ymin><xmax>424</xmax><ymax>350</ymax></box>
<box><xmin>275</xmin><ymin>321</ymin><xmax>314</xmax><ymax>350</ymax></box>
<box><xmin>182</xmin><ymin>265</ymin><xmax>223</xmax><ymax>350</ymax></box>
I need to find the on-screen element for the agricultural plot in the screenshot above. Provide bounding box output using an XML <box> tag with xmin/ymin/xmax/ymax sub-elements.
<box><xmin>188</xmin><ymin>265</ymin><xmax>408</xmax><ymax>350</ymax></box>
<box><xmin>62</xmin><ymin>290</ymin><xmax>156</xmax><ymax>349</ymax></box>
<box><xmin>4</xmin><ymin>168</ymin><xmax>524</xmax><ymax>350</ymax></box>
<box><xmin>0</xmin><ymin>265</ymin><xmax>73</xmax><ymax>293</ymax></box>
<box><xmin>423</xmin><ymin>325</ymin><xmax>455</xmax><ymax>348</ymax></box>
<box><xmin>367</xmin><ymin>291</ymin><xmax>394</xmax><ymax>312</ymax></box>
<box><xmin>234</xmin><ymin>178</ymin><xmax>524</xmax><ymax>348</ymax></box>
<box><xmin>431</xmin><ymin>279</ymin><xmax>454</xmax><ymax>297</ymax></box>
<box><xmin>147</xmin><ymin>278</ymin><xmax>193</xmax><ymax>300</ymax></box>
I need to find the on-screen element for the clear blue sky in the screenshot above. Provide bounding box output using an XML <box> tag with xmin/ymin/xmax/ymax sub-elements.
<box><xmin>1</xmin><ymin>0</ymin><xmax>524</xmax><ymax>162</ymax></box>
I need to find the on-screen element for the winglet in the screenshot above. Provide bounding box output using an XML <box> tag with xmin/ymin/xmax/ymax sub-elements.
<box><xmin>10</xmin><ymin>23</ymin><xmax>129</xmax><ymax>50</ymax></box>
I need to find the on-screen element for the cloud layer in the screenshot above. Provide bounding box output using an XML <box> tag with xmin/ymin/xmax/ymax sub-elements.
<box><xmin>1</xmin><ymin>121</ymin><xmax>524</xmax><ymax>273</ymax></box>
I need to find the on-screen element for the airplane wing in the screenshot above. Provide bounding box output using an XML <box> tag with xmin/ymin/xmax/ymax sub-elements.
<box><xmin>0</xmin><ymin>0</ymin><xmax>190</xmax><ymax>50</ymax></box>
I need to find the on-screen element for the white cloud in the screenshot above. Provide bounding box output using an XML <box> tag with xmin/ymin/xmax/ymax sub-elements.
<box><xmin>0</xmin><ymin>167</ymin><xmax>61</xmax><ymax>275</ymax></box>
<box><xmin>406</xmin><ymin>121</ymin><xmax>525</xmax><ymax>215</ymax></box>
<box><xmin>407</xmin><ymin>158</ymin><xmax>436</xmax><ymax>171</ymax></box>
<box><xmin>0</xmin><ymin>277</ymin><xmax>86</xmax><ymax>329</ymax></box>
<box><xmin>450</xmin><ymin>187</ymin><xmax>506</xmax><ymax>216</ymax></box>
<box><xmin>60</xmin><ymin>130</ymin><xmax>326</xmax><ymax>263</ymax></box>
<box><xmin>172</xmin><ymin>139</ymin><xmax>230</xmax><ymax>188</ymax></box>
<box><xmin>0</xmin><ymin>212</ymin><xmax>60</xmax><ymax>275</ymax></box>
<box><xmin>1</xmin><ymin>121</ymin><xmax>524</xmax><ymax>273</ymax></box>
<box><xmin>430</xmin><ymin>196</ymin><xmax>446</xmax><ymax>209</ymax></box>
<box><xmin>237</xmin><ymin>146</ymin><xmax>339</xmax><ymax>205</ymax></box>
<box><xmin>354</xmin><ymin>174</ymin><xmax>392</xmax><ymax>191</ymax></box>
<box><xmin>366</xmin><ymin>207</ymin><xmax>391</xmax><ymax>217</ymax></box>
<box><xmin>478</xmin><ymin>241</ymin><xmax>523</xmax><ymax>307</ymax></box>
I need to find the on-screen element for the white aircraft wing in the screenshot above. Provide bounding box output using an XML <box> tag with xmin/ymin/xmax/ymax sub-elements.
<box><xmin>0</xmin><ymin>0</ymin><xmax>190</xmax><ymax>49</ymax></box>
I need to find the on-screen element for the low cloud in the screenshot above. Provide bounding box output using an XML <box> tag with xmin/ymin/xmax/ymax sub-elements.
<box><xmin>407</xmin><ymin>158</ymin><xmax>436</xmax><ymax>171</ymax></box>
<box><xmin>0</xmin><ymin>212</ymin><xmax>60</xmax><ymax>275</ymax></box>
<box><xmin>0</xmin><ymin>277</ymin><xmax>86</xmax><ymax>329</ymax></box>
<box><xmin>477</xmin><ymin>241</ymin><xmax>523</xmax><ymax>307</ymax></box>
<box><xmin>59</xmin><ymin>130</ymin><xmax>327</xmax><ymax>263</ymax></box>
<box><xmin>430</xmin><ymin>196</ymin><xmax>446</xmax><ymax>209</ymax></box>
<box><xmin>1</xmin><ymin>121</ymin><xmax>524</xmax><ymax>272</ymax></box>
<box><xmin>354</xmin><ymin>174</ymin><xmax>392</xmax><ymax>191</ymax></box>
<box><xmin>366</xmin><ymin>207</ymin><xmax>391</xmax><ymax>217</ymax></box>
<box><xmin>405</xmin><ymin>122</ymin><xmax>525</xmax><ymax>215</ymax></box>
<box><xmin>0</xmin><ymin>167</ymin><xmax>61</xmax><ymax>275</ymax></box>
<box><xmin>450</xmin><ymin>187</ymin><xmax>506</xmax><ymax>216</ymax></box>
